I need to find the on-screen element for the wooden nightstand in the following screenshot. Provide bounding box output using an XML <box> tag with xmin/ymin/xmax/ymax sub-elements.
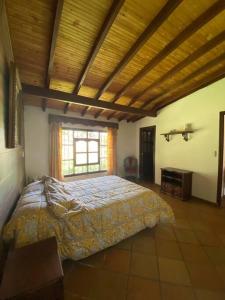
<box><xmin>0</xmin><ymin>237</ymin><xmax>64</xmax><ymax>300</ymax></box>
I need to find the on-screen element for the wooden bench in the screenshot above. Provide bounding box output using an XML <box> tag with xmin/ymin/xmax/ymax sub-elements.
<box><xmin>0</xmin><ymin>237</ymin><xmax>64</xmax><ymax>300</ymax></box>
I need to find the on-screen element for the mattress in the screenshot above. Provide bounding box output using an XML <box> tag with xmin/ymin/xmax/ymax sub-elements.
<box><xmin>3</xmin><ymin>175</ymin><xmax>174</xmax><ymax>260</ymax></box>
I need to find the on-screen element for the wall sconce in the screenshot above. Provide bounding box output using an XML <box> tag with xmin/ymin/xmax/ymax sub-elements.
<box><xmin>165</xmin><ymin>134</ymin><xmax>170</xmax><ymax>142</ymax></box>
<box><xmin>182</xmin><ymin>132</ymin><xmax>189</xmax><ymax>142</ymax></box>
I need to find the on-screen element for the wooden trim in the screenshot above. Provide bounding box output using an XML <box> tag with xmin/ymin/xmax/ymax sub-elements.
<box><xmin>118</xmin><ymin>113</ymin><xmax>129</xmax><ymax>122</ymax></box>
<box><xmin>46</xmin><ymin>0</ymin><xmax>64</xmax><ymax>87</ymax></box>
<box><xmin>132</xmin><ymin>116</ymin><xmax>145</xmax><ymax>122</ymax></box>
<box><xmin>48</xmin><ymin>114</ymin><xmax>119</xmax><ymax>129</ymax></box>
<box><xmin>41</xmin><ymin>98</ymin><xmax>47</xmax><ymax>112</ymax></box>
<box><xmin>64</xmin><ymin>103</ymin><xmax>70</xmax><ymax>114</ymax></box>
<box><xmin>129</xmin><ymin>29</ymin><xmax>225</xmax><ymax>108</ymax></box>
<box><xmin>64</xmin><ymin>170</ymin><xmax>106</xmax><ymax>178</ymax></box>
<box><xmin>22</xmin><ymin>84</ymin><xmax>155</xmax><ymax>116</ymax></box>
<box><xmin>217</xmin><ymin>111</ymin><xmax>225</xmax><ymax>207</ymax></box>
<box><xmin>152</xmin><ymin>60</ymin><xmax>225</xmax><ymax>111</ymax></box>
<box><xmin>94</xmin><ymin>110</ymin><xmax>103</xmax><ymax>119</ymax></box>
<box><xmin>74</xmin><ymin>0</ymin><xmax>124</xmax><ymax>95</ymax></box>
<box><xmin>107</xmin><ymin>111</ymin><xmax>117</xmax><ymax>120</ymax></box>
<box><xmin>81</xmin><ymin>106</ymin><xmax>89</xmax><ymax>116</ymax></box>
<box><xmin>95</xmin><ymin>0</ymin><xmax>182</xmax><ymax>99</ymax></box>
<box><xmin>112</xmin><ymin>0</ymin><xmax>225</xmax><ymax>103</ymax></box>
<box><xmin>1</xmin><ymin>0</ymin><xmax>14</xmax><ymax>64</ymax></box>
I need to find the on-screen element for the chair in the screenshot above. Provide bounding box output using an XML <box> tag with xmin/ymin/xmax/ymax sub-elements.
<box><xmin>124</xmin><ymin>156</ymin><xmax>138</xmax><ymax>180</ymax></box>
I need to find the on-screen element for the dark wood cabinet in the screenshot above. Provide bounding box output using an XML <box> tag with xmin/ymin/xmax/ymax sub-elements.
<box><xmin>161</xmin><ymin>167</ymin><xmax>193</xmax><ymax>200</ymax></box>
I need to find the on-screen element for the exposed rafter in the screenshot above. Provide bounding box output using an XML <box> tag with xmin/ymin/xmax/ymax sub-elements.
<box><xmin>41</xmin><ymin>98</ymin><xmax>47</xmax><ymax>112</ymax></box>
<box><xmin>145</xmin><ymin>52</ymin><xmax>225</xmax><ymax>109</ymax></box>
<box><xmin>95</xmin><ymin>0</ymin><xmax>182</xmax><ymax>100</ymax></box>
<box><xmin>72</xmin><ymin>0</ymin><xmax>124</xmax><ymax>117</ymax></box>
<box><xmin>94</xmin><ymin>110</ymin><xmax>103</xmax><ymax>119</ymax></box>
<box><xmin>153</xmin><ymin>67</ymin><xmax>225</xmax><ymax>112</ymax></box>
<box><xmin>46</xmin><ymin>0</ymin><xmax>64</xmax><ymax>87</ymax></box>
<box><xmin>107</xmin><ymin>111</ymin><xmax>117</xmax><ymax>120</ymax></box>
<box><xmin>118</xmin><ymin>113</ymin><xmax>130</xmax><ymax>122</ymax></box>
<box><xmin>22</xmin><ymin>84</ymin><xmax>155</xmax><ymax>117</ymax></box>
<box><xmin>81</xmin><ymin>106</ymin><xmax>89</xmax><ymax>117</ymax></box>
<box><xmin>75</xmin><ymin>1</ymin><xmax>124</xmax><ymax>94</ymax></box>
<box><xmin>128</xmin><ymin>29</ymin><xmax>225</xmax><ymax>108</ymax></box>
<box><xmin>111</xmin><ymin>0</ymin><xmax>225</xmax><ymax>103</ymax></box>
<box><xmin>132</xmin><ymin>115</ymin><xmax>144</xmax><ymax>122</ymax></box>
<box><xmin>74</xmin><ymin>0</ymin><xmax>124</xmax><ymax>94</ymax></box>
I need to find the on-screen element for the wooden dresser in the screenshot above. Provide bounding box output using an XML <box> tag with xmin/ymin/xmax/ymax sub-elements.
<box><xmin>161</xmin><ymin>167</ymin><xmax>193</xmax><ymax>200</ymax></box>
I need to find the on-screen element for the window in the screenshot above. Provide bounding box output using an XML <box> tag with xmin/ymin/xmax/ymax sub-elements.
<box><xmin>62</xmin><ymin>129</ymin><xmax>108</xmax><ymax>176</ymax></box>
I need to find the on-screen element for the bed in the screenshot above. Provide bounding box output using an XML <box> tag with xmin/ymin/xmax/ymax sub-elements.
<box><xmin>3</xmin><ymin>176</ymin><xmax>174</xmax><ymax>260</ymax></box>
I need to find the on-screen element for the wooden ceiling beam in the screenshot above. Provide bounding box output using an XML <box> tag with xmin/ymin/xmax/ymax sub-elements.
<box><xmin>81</xmin><ymin>106</ymin><xmax>89</xmax><ymax>117</ymax></box>
<box><xmin>132</xmin><ymin>116</ymin><xmax>144</xmax><ymax>122</ymax></box>
<box><xmin>145</xmin><ymin>51</ymin><xmax>225</xmax><ymax>109</ymax></box>
<box><xmin>94</xmin><ymin>110</ymin><xmax>103</xmax><ymax>119</ymax></box>
<box><xmin>112</xmin><ymin>0</ymin><xmax>225</xmax><ymax>103</ymax></box>
<box><xmin>22</xmin><ymin>84</ymin><xmax>155</xmax><ymax>117</ymax></box>
<box><xmin>46</xmin><ymin>0</ymin><xmax>64</xmax><ymax>87</ymax></box>
<box><xmin>107</xmin><ymin>111</ymin><xmax>117</xmax><ymax>120</ymax></box>
<box><xmin>95</xmin><ymin>0</ymin><xmax>182</xmax><ymax>100</ymax></box>
<box><xmin>118</xmin><ymin>113</ymin><xmax>130</xmax><ymax>122</ymax></box>
<box><xmin>154</xmin><ymin>67</ymin><xmax>225</xmax><ymax>112</ymax></box>
<box><xmin>64</xmin><ymin>103</ymin><xmax>70</xmax><ymax>114</ymax></box>
<box><xmin>73</xmin><ymin>0</ymin><xmax>124</xmax><ymax>119</ymax></box>
<box><xmin>128</xmin><ymin>29</ymin><xmax>225</xmax><ymax>108</ymax></box>
<box><xmin>74</xmin><ymin>0</ymin><xmax>125</xmax><ymax>95</ymax></box>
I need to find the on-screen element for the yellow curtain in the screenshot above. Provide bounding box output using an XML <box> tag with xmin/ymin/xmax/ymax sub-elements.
<box><xmin>49</xmin><ymin>122</ymin><xmax>63</xmax><ymax>181</ymax></box>
<box><xmin>107</xmin><ymin>127</ymin><xmax>117</xmax><ymax>175</ymax></box>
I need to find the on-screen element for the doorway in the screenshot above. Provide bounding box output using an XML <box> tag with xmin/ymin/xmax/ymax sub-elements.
<box><xmin>217</xmin><ymin>111</ymin><xmax>225</xmax><ymax>207</ymax></box>
<box><xmin>139</xmin><ymin>126</ymin><xmax>155</xmax><ymax>182</ymax></box>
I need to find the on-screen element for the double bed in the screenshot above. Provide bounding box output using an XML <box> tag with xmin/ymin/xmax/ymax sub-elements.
<box><xmin>3</xmin><ymin>176</ymin><xmax>174</xmax><ymax>260</ymax></box>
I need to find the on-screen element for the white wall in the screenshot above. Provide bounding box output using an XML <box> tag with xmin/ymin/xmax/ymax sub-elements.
<box><xmin>117</xmin><ymin>121</ymin><xmax>136</xmax><ymax>176</ymax></box>
<box><xmin>24</xmin><ymin>106</ymin><xmax>139</xmax><ymax>181</ymax></box>
<box><xmin>133</xmin><ymin>78</ymin><xmax>225</xmax><ymax>203</ymax></box>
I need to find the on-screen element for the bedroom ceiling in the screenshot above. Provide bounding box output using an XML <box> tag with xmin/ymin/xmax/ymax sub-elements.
<box><xmin>5</xmin><ymin>0</ymin><xmax>225</xmax><ymax>122</ymax></box>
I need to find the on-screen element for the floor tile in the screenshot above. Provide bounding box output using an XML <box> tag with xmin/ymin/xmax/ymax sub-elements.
<box><xmin>161</xmin><ymin>283</ymin><xmax>195</xmax><ymax>300</ymax></box>
<box><xmin>174</xmin><ymin>228</ymin><xmax>199</xmax><ymax>244</ymax></box>
<box><xmin>158</xmin><ymin>257</ymin><xmax>191</xmax><ymax>285</ymax></box>
<box><xmin>216</xmin><ymin>265</ymin><xmax>225</xmax><ymax>284</ymax></box>
<box><xmin>115</xmin><ymin>237</ymin><xmax>134</xmax><ymax>250</ymax></box>
<box><xmin>186</xmin><ymin>262</ymin><xmax>225</xmax><ymax>290</ymax></box>
<box><xmin>132</xmin><ymin>236</ymin><xmax>156</xmax><ymax>256</ymax></box>
<box><xmin>195</xmin><ymin>289</ymin><xmax>225</xmax><ymax>300</ymax></box>
<box><xmin>194</xmin><ymin>231</ymin><xmax>222</xmax><ymax>246</ymax></box>
<box><xmin>203</xmin><ymin>246</ymin><xmax>225</xmax><ymax>265</ymax></box>
<box><xmin>89</xmin><ymin>269</ymin><xmax>128</xmax><ymax>300</ymax></box>
<box><xmin>173</xmin><ymin>218</ymin><xmax>191</xmax><ymax>229</ymax></box>
<box><xmin>64</xmin><ymin>264</ymin><xmax>96</xmax><ymax>298</ymax></box>
<box><xmin>127</xmin><ymin>276</ymin><xmax>161</xmax><ymax>300</ymax></box>
<box><xmin>130</xmin><ymin>253</ymin><xmax>159</xmax><ymax>280</ymax></box>
<box><xmin>104</xmin><ymin>248</ymin><xmax>130</xmax><ymax>273</ymax></box>
<box><xmin>156</xmin><ymin>240</ymin><xmax>182</xmax><ymax>260</ymax></box>
<box><xmin>78</xmin><ymin>251</ymin><xmax>105</xmax><ymax>268</ymax></box>
<box><xmin>155</xmin><ymin>225</ymin><xmax>176</xmax><ymax>241</ymax></box>
<box><xmin>179</xmin><ymin>243</ymin><xmax>210</xmax><ymax>263</ymax></box>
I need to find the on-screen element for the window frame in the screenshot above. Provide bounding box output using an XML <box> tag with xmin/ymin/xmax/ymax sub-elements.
<box><xmin>62</xmin><ymin>128</ymin><xmax>107</xmax><ymax>177</ymax></box>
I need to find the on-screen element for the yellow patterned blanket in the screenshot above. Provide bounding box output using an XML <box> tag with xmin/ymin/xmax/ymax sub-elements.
<box><xmin>3</xmin><ymin>176</ymin><xmax>174</xmax><ymax>260</ymax></box>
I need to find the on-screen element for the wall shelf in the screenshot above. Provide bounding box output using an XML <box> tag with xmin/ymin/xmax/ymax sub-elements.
<box><xmin>160</xmin><ymin>130</ymin><xmax>194</xmax><ymax>142</ymax></box>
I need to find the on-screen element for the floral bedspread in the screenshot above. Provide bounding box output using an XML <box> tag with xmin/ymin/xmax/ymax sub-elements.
<box><xmin>3</xmin><ymin>176</ymin><xmax>174</xmax><ymax>260</ymax></box>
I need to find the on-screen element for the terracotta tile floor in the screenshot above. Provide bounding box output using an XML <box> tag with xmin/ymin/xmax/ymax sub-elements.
<box><xmin>63</xmin><ymin>183</ymin><xmax>225</xmax><ymax>300</ymax></box>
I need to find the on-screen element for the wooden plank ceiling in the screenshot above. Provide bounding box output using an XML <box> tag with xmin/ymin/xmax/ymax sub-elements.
<box><xmin>6</xmin><ymin>0</ymin><xmax>225</xmax><ymax>122</ymax></box>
